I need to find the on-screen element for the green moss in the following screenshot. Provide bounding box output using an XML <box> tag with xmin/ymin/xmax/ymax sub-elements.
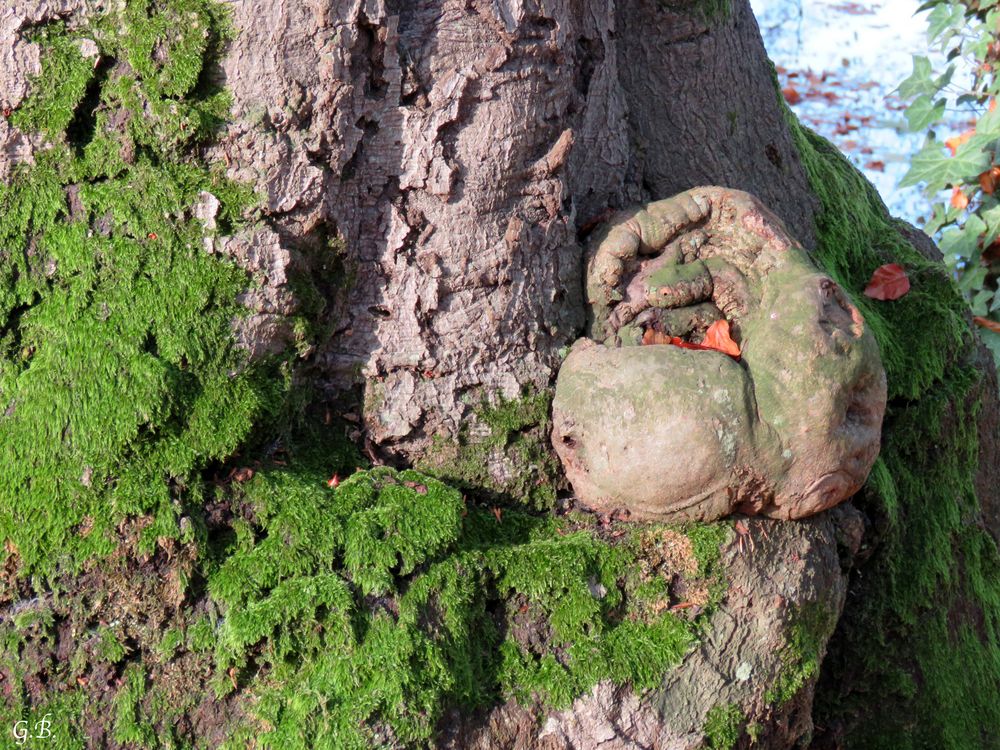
<box><xmin>764</xmin><ymin>602</ymin><xmax>834</xmax><ymax>706</ymax></box>
<box><xmin>417</xmin><ymin>388</ymin><xmax>563</xmax><ymax>509</ymax></box>
<box><xmin>204</xmin><ymin>458</ymin><xmax>728</xmax><ymax>748</ymax></box>
<box><xmin>11</xmin><ymin>29</ymin><xmax>96</xmax><ymax>138</ymax></box>
<box><xmin>784</xmin><ymin>98</ymin><xmax>1000</xmax><ymax>746</ymax></box>
<box><xmin>156</xmin><ymin>626</ymin><xmax>184</xmax><ymax>662</ymax></box>
<box><xmin>97</xmin><ymin>626</ymin><xmax>128</xmax><ymax>664</ymax></box>
<box><xmin>0</xmin><ymin>689</ymin><xmax>88</xmax><ymax>750</ymax></box>
<box><xmin>0</xmin><ymin>0</ymin><xmax>296</xmax><ymax>583</ymax></box>
<box><xmin>113</xmin><ymin>663</ymin><xmax>156</xmax><ymax>747</ymax></box>
<box><xmin>704</xmin><ymin>703</ymin><xmax>744</xmax><ymax>750</ymax></box>
<box><xmin>186</xmin><ymin>615</ymin><xmax>215</xmax><ymax>653</ymax></box>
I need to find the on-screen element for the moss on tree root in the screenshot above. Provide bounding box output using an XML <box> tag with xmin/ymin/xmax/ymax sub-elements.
<box><xmin>785</xmin><ymin>109</ymin><xmax>1000</xmax><ymax>747</ymax></box>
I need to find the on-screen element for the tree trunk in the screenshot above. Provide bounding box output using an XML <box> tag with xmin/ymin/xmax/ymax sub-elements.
<box><xmin>212</xmin><ymin>0</ymin><xmax>816</xmax><ymax>462</ymax></box>
<box><xmin>3</xmin><ymin>0</ymin><xmax>1000</xmax><ymax>747</ymax></box>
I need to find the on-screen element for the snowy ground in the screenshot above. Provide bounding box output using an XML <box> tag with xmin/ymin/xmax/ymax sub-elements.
<box><xmin>751</xmin><ymin>0</ymin><xmax>972</xmax><ymax>224</ymax></box>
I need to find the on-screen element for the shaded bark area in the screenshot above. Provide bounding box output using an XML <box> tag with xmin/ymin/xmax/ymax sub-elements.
<box><xmin>211</xmin><ymin>0</ymin><xmax>819</xmax><ymax>466</ymax></box>
<box><xmin>4</xmin><ymin>0</ymin><xmax>1000</xmax><ymax>747</ymax></box>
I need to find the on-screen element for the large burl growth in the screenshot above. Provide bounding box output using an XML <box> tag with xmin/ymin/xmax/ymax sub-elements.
<box><xmin>552</xmin><ymin>187</ymin><xmax>887</xmax><ymax>522</ymax></box>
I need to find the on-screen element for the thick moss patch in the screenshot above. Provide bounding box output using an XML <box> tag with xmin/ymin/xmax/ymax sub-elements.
<box><xmin>787</xmin><ymin>112</ymin><xmax>1000</xmax><ymax>747</ymax></box>
<box><xmin>0</xmin><ymin>1</ymin><xmax>291</xmax><ymax>583</ymax></box>
<box><xmin>207</xmin><ymin>453</ymin><xmax>729</xmax><ymax>748</ymax></box>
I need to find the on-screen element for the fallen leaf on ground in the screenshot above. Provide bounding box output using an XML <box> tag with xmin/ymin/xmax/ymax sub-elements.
<box><xmin>232</xmin><ymin>467</ymin><xmax>254</xmax><ymax>483</ymax></box>
<box><xmin>864</xmin><ymin>263</ymin><xmax>910</xmax><ymax>300</ymax></box>
<box><xmin>326</xmin><ymin>473</ymin><xmax>340</xmax><ymax>488</ymax></box>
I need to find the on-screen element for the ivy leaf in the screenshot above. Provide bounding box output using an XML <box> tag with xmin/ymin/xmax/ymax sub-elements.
<box><xmin>972</xmin><ymin>288</ymin><xmax>995</xmax><ymax>316</ymax></box>
<box><xmin>926</xmin><ymin>3</ymin><xmax>966</xmax><ymax>44</ymax></box>
<box><xmin>864</xmin><ymin>264</ymin><xmax>911</xmax><ymax>301</ymax></box>
<box><xmin>975</xmin><ymin>106</ymin><xmax>1000</xmax><ymax>138</ymax></box>
<box><xmin>980</xmin><ymin>203</ymin><xmax>1000</xmax><ymax>246</ymax></box>
<box><xmin>900</xmin><ymin>138</ymin><xmax>991</xmax><ymax>190</ymax></box>
<box><xmin>906</xmin><ymin>94</ymin><xmax>947</xmax><ymax>132</ymax></box>
<box><xmin>939</xmin><ymin>213</ymin><xmax>986</xmax><ymax>261</ymax></box>
<box><xmin>960</xmin><ymin>263</ymin><xmax>989</xmax><ymax>294</ymax></box>
<box><xmin>897</xmin><ymin>56</ymin><xmax>937</xmax><ymax>99</ymax></box>
<box><xmin>976</xmin><ymin>325</ymin><xmax>1000</xmax><ymax>365</ymax></box>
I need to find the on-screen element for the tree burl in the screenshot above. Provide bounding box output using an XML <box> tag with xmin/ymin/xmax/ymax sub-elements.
<box><xmin>552</xmin><ymin>187</ymin><xmax>887</xmax><ymax>522</ymax></box>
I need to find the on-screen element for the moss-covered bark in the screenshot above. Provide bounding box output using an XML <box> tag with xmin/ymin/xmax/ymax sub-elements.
<box><xmin>786</xmin><ymin>114</ymin><xmax>1000</xmax><ymax>747</ymax></box>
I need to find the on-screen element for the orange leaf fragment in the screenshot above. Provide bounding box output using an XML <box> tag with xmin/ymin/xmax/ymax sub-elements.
<box><xmin>863</xmin><ymin>263</ymin><xmax>910</xmax><ymax>300</ymax></box>
<box><xmin>974</xmin><ymin>316</ymin><xmax>1000</xmax><ymax>334</ymax></box>
<box><xmin>980</xmin><ymin>167</ymin><xmax>1000</xmax><ymax>195</ymax></box>
<box><xmin>701</xmin><ymin>319</ymin><xmax>741</xmax><ymax>358</ymax></box>
<box><xmin>642</xmin><ymin>321</ymin><xmax>741</xmax><ymax>359</ymax></box>
<box><xmin>641</xmin><ymin>329</ymin><xmax>673</xmax><ymax>346</ymax></box>
<box><xmin>782</xmin><ymin>86</ymin><xmax>802</xmax><ymax>105</ymax></box>
<box><xmin>491</xmin><ymin>507</ymin><xmax>503</xmax><ymax>523</ymax></box>
<box><xmin>326</xmin><ymin>473</ymin><xmax>340</xmax><ymax>488</ymax></box>
<box><xmin>232</xmin><ymin>467</ymin><xmax>254</xmax><ymax>483</ymax></box>
<box><xmin>951</xmin><ymin>186</ymin><xmax>969</xmax><ymax>209</ymax></box>
<box><xmin>991</xmin><ymin>98</ymin><xmax>998</xmax><ymax>113</ymax></box>
<box><xmin>946</xmin><ymin>129</ymin><xmax>976</xmax><ymax>156</ymax></box>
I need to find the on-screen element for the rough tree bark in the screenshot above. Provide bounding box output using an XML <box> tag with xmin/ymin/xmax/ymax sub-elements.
<box><xmin>211</xmin><ymin>0</ymin><xmax>817</xmax><ymax>462</ymax></box>
<box><xmin>3</xmin><ymin>0</ymin><xmax>1000</xmax><ymax>747</ymax></box>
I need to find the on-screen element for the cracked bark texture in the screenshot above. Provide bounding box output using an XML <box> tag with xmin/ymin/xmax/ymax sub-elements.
<box><xmin>204</xmin><ymin>0</ymin><xmax>817</xmax><ymax>464</ymax></box>
<box><xmin>1</xmin><ymin>0</ymin><xmax>815</xmax><ymax>462</ymax></box>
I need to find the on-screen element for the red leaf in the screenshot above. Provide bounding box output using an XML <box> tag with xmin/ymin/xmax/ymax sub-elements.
<box><xmin>782</xmin><ymin>86</ymin><xmax>801</xmax><ymax>105</ymax></box>
<box><xmin>974</xmin><ymin>316</ymin><xmax>1000</xmax><ymax>334</ymax></box>
<box><xmin>863</xmin><ymin>264</ymin><xmax>910</xmax><ymax>300</ymax></box>
<box><xmin>643</xmin><ymin>321</ymin><xmax>741</xmax><ymax>360</ymax></box>
<box><xmin>980</xmin><ymin>167</ymin><xmax>1000</xmax><ymax>195</ymax></box>
<box><xmin>701</xmin><ymin>319</ymin><xmax>741</xmax><ymax>358</ymax></box>
<box><xmin>326</xmin><ymin>473</ymin><xmax>341</xmax><ymax>488</ymax></box>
